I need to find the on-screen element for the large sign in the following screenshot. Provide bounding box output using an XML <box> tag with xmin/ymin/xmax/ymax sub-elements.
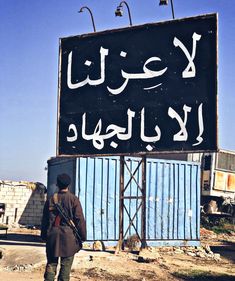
<box><xmin>57</xmin><ymin>14</ymin><xmax>218</xmax><ymax>156</ymax></box>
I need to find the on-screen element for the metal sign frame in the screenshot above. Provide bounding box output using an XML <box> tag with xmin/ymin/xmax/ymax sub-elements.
<box><xmin>116</xmin><ymin>156</ymin><xmax>147</xmax><ymax>252</ymax></box>
<box><xmin>57</xmin><ymin>14</ymin><xmax>218</xmax><ymax>157</ymax></box>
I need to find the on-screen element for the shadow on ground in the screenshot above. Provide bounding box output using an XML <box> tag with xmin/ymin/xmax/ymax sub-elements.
<box><xmin>172</xmin><ymin>274</ymin><xmax>235</xmax><ymax>281</ymax></box>
<box><xmin>0</xmin><ymin>233</ymin><xmax>44</xmax><ymax>247</ymax></box>
<box><xmin>211</xmin><ymin>241</ymin><xmax>235</xmax><ymax>263</ymax></box>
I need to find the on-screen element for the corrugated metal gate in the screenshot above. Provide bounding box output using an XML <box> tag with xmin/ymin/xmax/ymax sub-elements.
<box><xmin>48</xmin><ymin>156</ymin><xmax>200</xmax><ymax>246</ymax></box>
<box><xmin>77</xmin><ymin>157</ymin><xmax>119</xmax><ymax>242</ymax></box>
<box><xmin>145</xmin><ymin>159</ymin><xmax>200</xmax><ymax>246</ymax></box>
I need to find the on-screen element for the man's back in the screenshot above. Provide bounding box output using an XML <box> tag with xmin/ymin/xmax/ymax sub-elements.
<box><xmin>41</xmin><ymin>173</ymin><xmax>86</xmax><ymax>281</ymax></box>
<box><xmin>41</xmin><ymin>190</ymin><xmax>86</xmax><ymax>257</ymax></box>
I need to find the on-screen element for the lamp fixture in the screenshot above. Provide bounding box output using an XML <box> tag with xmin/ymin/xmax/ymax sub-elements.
<box><xmin>115</xmin><ymin>1</ymin><xmax>133</xmax><ymax>26</ymax></box>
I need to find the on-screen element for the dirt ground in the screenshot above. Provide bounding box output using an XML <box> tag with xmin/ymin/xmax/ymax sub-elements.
<box><xmin>0</xmin><ymin>227</ymin><xmax>235</xmax><ymax>281</ymax></box>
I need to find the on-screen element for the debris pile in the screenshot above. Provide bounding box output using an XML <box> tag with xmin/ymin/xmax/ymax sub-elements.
<box><xmin>136</xmin><ymin>248</ymin><xmax>162</xmax><ymax>264</ymax></box>
<box><xmin>4</xmin><ymin>264</ymin><xmax>33</xmax><ymax>272</ymax></box>
<box><xmin>138</xmin><ymin>245</ymin><xmax>221</xmax><ymax>262</ymax></box>
<box><xmin>174</xmin><ymin>245</ymin><xmax>221</xmax><ymax>261</ymax></box>
<box><xmin>200</xmin><ymin>227</ymin><xmax>218</xmax><ymax>239</ymax></box>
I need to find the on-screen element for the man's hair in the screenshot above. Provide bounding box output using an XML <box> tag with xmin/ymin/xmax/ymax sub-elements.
<box><xmin>57</xmin><ymin>173</ymin><xmax>71</xmax><ymax>189</ymax></box>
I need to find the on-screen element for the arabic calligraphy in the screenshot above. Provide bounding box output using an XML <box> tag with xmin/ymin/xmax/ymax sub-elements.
<box><xmin>173</xmin><ymin>32</ymin><xmax>202</xmax><ymax>78</ymax></box>
<box><xmin>107</xmin><ymin>56</ymin><xmax>167</xmax><ymax>95</ymax></box>
<box><xmin>66</xmin><ymin>32</ymin><xmax>201</xmax><ymax>95</ymax></box>
<box><xmin>59</xmin><ymin>15</ymin><xmax>218</xmax><ymax>156</ymax></box>
<box><xmin>81</xmin><ymin>109</ymin><xmax>135</xmax><ymax>150</ymax></box>
<box><xmin>67</xmin><ymin>47</ymin><xmax>109</xmax><ymax>90</ymax></box>
<box><xmin>168</xmin><ymin>104</ymin><xmax>192</xmax><ymax>141</ymax></box>
<box><xmin>66</xmin><ymin>104</ymin><xmax>204</xmax><ymax>151</ymax></box>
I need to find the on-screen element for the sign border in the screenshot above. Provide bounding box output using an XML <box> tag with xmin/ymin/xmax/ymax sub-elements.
<box><xmin>56</xmin><ymin>13</ymin><xmax>218</xmax><ymax>157</ymax></box>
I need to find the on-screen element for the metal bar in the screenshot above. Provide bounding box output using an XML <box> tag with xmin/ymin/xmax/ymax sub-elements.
<box><xmin>124</xmin><ymin>160</ymin><xmax>142</xmax><ymax>193</ymax></box>
<box><xmin>168</xmin><ymin>163</ymin><xmax>171</xmax><ymax>240</ymax></box>
<box><xmin>115</xmin><ymin>156</ymin><xmax>125</xmax><ymax>253</ymax></box>
<box><xmin>78</xmin><ymin>6</ymin><xmax>96</xmax><ymax>32</ymax></box>
<box><xmin>123</xmin><ymin>159</ymin><xmax>142</xmax><ymax>192</ymax></box>
<box><xmin>147</xmin><ymin>161</ymin><xmax>151</xmax><ymax>239</ymax></box>
<box><xmin>196</xmin><ymin>166</ymin><xmax>200</xmax><ymax>240</ymax></box>
<box><xmin>119</xmin><ymin>1</ymin><xmax>133</xmax><ymax>26</ymax></box>
<box><xmin>172</xmin><ymin>163</ymin><xmax>176</xmax><ymax>239</ymax></box>
<box><xmin>106</xmin><ymin>159</ymin><xmax>110</xmax><ymax>239</ymax></box>
<box><xmin>129</xmin><ymin>159</ymin><xmax>133</xmax><ymax>237</ymax></box>
<box><xmin>117</xmin><ymin>156</ymin><xmax>147</xmax><ymax>251</ymax></box>
<box><xmin>177</xmin><ymin>164</ymin><xmax>180</xmax><ymax>239</ymax></box>
<box><xmin>121</xmin><ymin>196</ymin><xmax>144</xmax><ymax>199</ymax></box>
<box><xmin>189</xmin><ymin>165</ymin><xmax>193</xmax><ymax>239</ymax></box>
<box><xmin>85</xmin><ymin>158</ymin><xmax>88</xmax><ymax>225</ymax></box>
<box><xmin>141</xmin><ymin>156</ymin><xmax>147</xmax><ymax>248</ymax></box>
<box><xmin>183</xmin><ymin>164</ymin><xmax>186</xmax><ymax>240</ymax></box>
<box><xmin>136</xmin><ymin>165</ymin><xmax>140</xmax><ymax>233</ymax></box>
<box><xmin>154</xmin><ymin>162</ymin><xmax>158</xmax><ymax>239</ymax></box>
<box><xmin>92</xmin><ymin>159</ymin><xmax>96</xmax><ymax>240</ymax></box>
<box><xmin>161</xmin><ymin>164</ymin><xmax>164</xmax><ymax>240</ymax></box>
<box><xmin>123</xmin><ymin>203</ymin><xmax>142</xmax><ymax>241</ymax></box>
<box><xmin>170</xmin><ymin>0</ymin><xmax>175</xmax><ymax>19</ymax></box>
<box><xmin>114</xmin><ymin>159</ymin><xmax>118</xmax><ymax>240</ymax></box>
<box><xmin>101</xmin><ymin>158</ymin><xmax>104</xmax><ymax>241</ymax></box>
<box><xmin>56</xmin><ymin>40</ymin><xmax>62</xmax><ymax>156</ymax></box>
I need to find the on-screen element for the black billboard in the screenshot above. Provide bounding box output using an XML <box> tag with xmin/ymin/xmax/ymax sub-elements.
<box><xmin>57</xmin><ymin>14</ymin><xmax>218</xmax><ymax>156</ymax></box>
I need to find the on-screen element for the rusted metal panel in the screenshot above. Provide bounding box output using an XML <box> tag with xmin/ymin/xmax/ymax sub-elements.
<box><xmin>214</xmin><ymin>170</ymin><xmax>235</xmax><ymax>192</ymax></box>
<box><xmin>227</xmin><ymin>173</ymin><xmax>235</xmax><ymax>191</ymax></box>
<box><xmin>214</xmin><ymin>171</ymin><xmax>227</xmax><ymax>191</ymax></box>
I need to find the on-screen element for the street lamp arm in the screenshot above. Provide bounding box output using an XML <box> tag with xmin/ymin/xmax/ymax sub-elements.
<box><xmin>120</xmin><ymin>1</ymin><xmax>133</xmax><ymax>26</ymax></box>
<box><xmin>115</xmin><ymin>1</ymin><xmax>132</xmax><ymax>26</ymax></box>
<box><xmin>170</xmin><ymin>0</ymin><xmax>175</xmax><ymax>19</ymax></box>
<box><xmin>78</xmin><ymin>6</ymin><xmax>96</xmax><ymax>32</ymax></box>
<box><xmin>159</xmin><ymin>0</ymin><xmax>175</xmax><ymax>19</ymax></box>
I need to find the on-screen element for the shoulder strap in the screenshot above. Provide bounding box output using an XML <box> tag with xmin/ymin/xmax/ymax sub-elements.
<box><xmin>49</xmin><ymin>192</ymin><xmax>59</xmax><ymax>211</ymax></box>
<box><xmin>53</xmin><ymin>193</ymin><xmax>59</xmax><ymax>204</ymax></box>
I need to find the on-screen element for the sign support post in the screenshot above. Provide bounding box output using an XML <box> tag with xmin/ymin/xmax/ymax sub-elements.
<box><xmin>116</xmin><ymin>156</ymin><xmax>147</xmax><ymax>253</ymax></box>
<box><xmin>116</xmin><ymin>156</ymin><xmax>125</xmax><ymax>253</ymax></box>
<box><xmin>141</xmin><ymin>156</ymin><xmax>147</xmax><ymax>249</ymax></box>
<box><xmin>57</xmin><ymin>13</ymin><xmax>218</xmax><ymax>253</ymax></box>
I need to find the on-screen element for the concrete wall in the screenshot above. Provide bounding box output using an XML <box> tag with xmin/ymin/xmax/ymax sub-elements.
<box><xmin>0</xmin><ymin>180</ymin><xmax>46</xmax><ymax>226</ymax></box>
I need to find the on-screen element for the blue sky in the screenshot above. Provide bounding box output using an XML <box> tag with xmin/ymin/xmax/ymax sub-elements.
<box><xmin>0</xmin><ymin>0</ymin><xmax>234</xmax><ymax>184</ymax></box>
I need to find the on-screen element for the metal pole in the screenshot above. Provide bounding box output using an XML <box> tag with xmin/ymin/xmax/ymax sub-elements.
<box><xmin>170</xmin><ymin>0</ymin><xmax>175</xmax><ymax>19</ymax></box>
<box><xmin>116</xmin><ymin>156</ymin><xmax>125</xmax><ymax>253</ymax></box>
<box><xmin>119</xmin><ymin>1</ymin><xmax>133</xmax><ymax>26</ymax></box>
<box><xmin>121</xmin><ymin>1</ymin><xmax>133</xmax><ymax>26</ymax></box>
<box><xmin>159</xmin><ymin>0</ymin><xmax>175</xmax><ymax>20</ymax></box>
<box><xmin>141</xmin><ymin>156</ymin><xmax>147</xmax><ymax>249</ymax></box>
<box><xmin>78</xmin><ymin>6</ymin><xmax>96</xmax><ymax>32</ymax></box>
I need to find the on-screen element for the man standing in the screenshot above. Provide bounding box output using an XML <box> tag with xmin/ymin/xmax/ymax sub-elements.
<box><xmin>41</xmin><ymin>173</ymin><xmax>86</xmax><ymax>281</ymax></box>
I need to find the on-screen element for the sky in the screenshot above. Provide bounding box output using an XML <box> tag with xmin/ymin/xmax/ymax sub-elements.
<box><xmin>0</xmin><ymin>0</ymin><xmax>234</xmax><ymax>184</ymax></box>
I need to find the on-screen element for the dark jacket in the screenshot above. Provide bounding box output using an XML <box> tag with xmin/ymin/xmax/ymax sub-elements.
<box><xmin>41</xmin><ymin>190</ymin><xmax>86</xmax><ymax>257</ymax></box>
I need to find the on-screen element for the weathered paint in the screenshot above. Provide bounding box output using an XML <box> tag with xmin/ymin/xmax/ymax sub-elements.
<box><xmin>77</xmin><ymin>157</ymin><xmax>120</xmax><ymax>241</ymax></box>
<box><xmin>214</xmin><ymin>171</ymin><xmax>235</xmax><ymax>192</ymax></box>
<box><xmin>47</xmin><ymin>156</ymin><xmax>200</xmax><ymax>246</ymax></box>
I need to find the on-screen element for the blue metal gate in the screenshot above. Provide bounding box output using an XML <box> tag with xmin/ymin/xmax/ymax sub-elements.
<box><xmin>47</xmin><ymin>156</ymin><xmax>200</xmax><ymax>246</ymax></box>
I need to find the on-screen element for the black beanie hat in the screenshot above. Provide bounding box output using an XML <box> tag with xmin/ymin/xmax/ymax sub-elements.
<box><xmin>57</xmin><ymin>173</ymin><xmax>71</xmax><ymax>189</ymax></box>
